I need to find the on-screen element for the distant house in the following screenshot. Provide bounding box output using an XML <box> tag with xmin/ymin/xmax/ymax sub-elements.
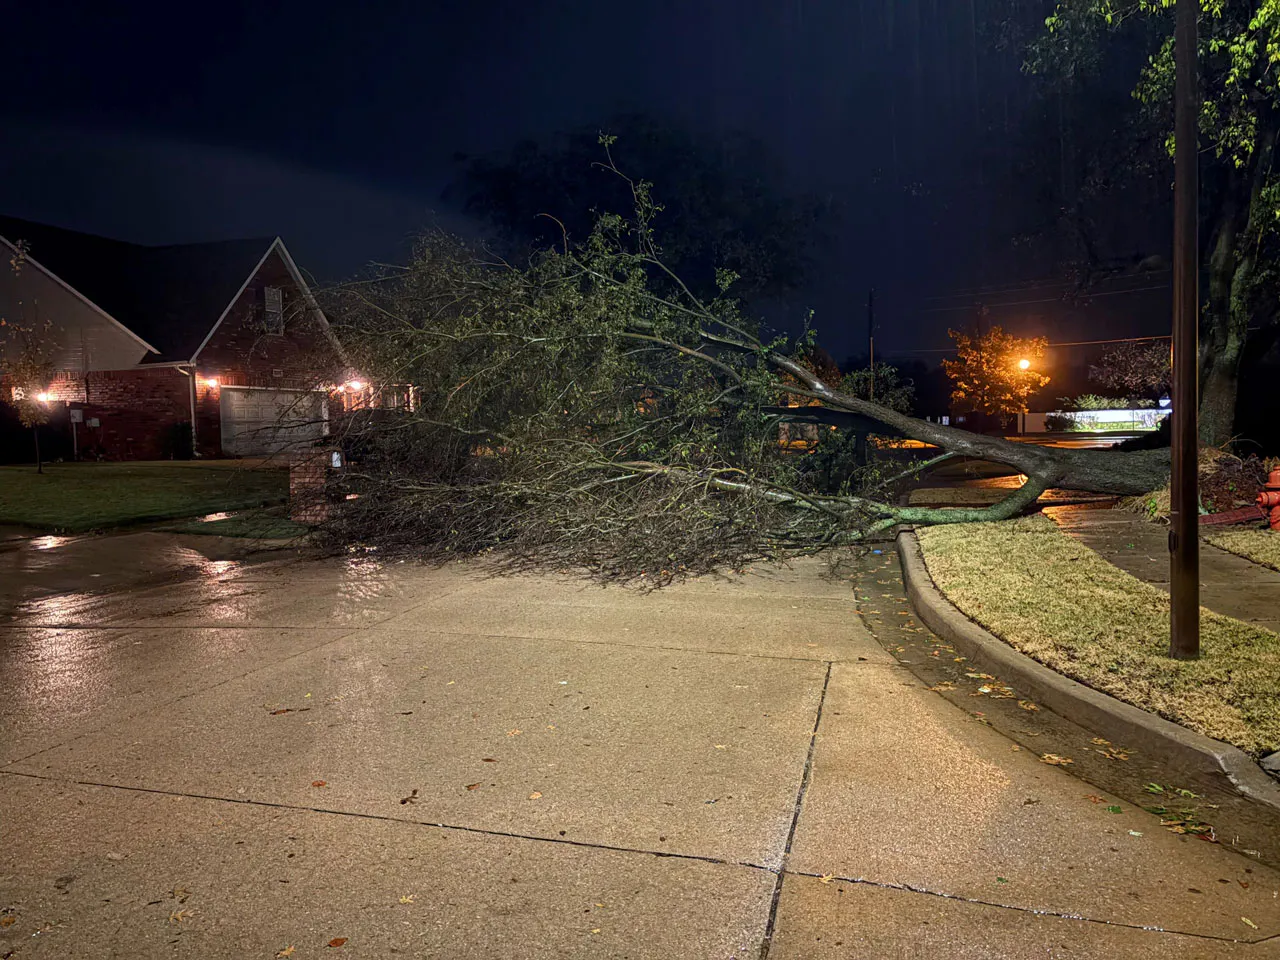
<box><xmin>0</xmin><ymin>215</ymin><xmax>348</xmax><ymax>460</ymax></box>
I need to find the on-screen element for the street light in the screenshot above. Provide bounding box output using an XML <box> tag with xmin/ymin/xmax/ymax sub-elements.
<box><xmin>35</xmin><ymin>392</ymin><xmax>49</xmax><ymax>403</ymax></box>
<box><xmin>1017</xmin><ymin>358</ymin><xmax>1031</xmax><ymax>371</ymax></box>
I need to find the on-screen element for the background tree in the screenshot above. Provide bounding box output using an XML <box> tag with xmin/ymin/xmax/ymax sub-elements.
<box><xmin>450</xmin><ymin>114</ymin><xmax>831</xmax><ymax>300</ymax></box>
<box><xmin>943</xmin><ymin>326</ymin><xmax>1051</xmax><ymax>422</ymax></box>
<box><xmin>1029</xmin><ymin>1</ymin><xmax>1280</xmax><ymax>444</ymax></box>
<box><xmin>1089</xmin><ymin>340</ymin><xmax>1171</xmax><ymax>402</ymax></box>
<box><xmin>321</xmin><ymin>159</ymin><xmax>1171</xmax><ymax>581</ymax></box>
<box><xmin>7</xmin><ymin>351</ymin><xmax>53</xmax><ymax>472</ymax></box>
<box><xmin>0</xmin><ymin>239</ymin><xmax>56</xmax><ymax>472</ymax></box>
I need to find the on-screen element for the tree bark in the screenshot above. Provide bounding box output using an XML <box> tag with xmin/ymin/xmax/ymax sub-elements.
<box><xmin>1200</xmin><ymin>124</ymin><xmax>1276</xmax><ymax>446</ymax></box>
<box><xmin>33</xmin><ymin>425</ymin><xmax>42</xmax><ymax>475</ymax></box>
<box><xmin>766</xmin><ymin>351</ymin><xmax>1172</xmax><ymax>498</ymax></box>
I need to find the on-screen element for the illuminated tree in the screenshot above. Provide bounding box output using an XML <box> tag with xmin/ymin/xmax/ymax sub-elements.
<box><xmin>7</xmin><ymin>351</ymin><xmax>54</xmax><ymax>473</ymax></box>
<box><xmin>1</xmin><ymin>239</ymin><xmax>56</xmax><ymax>472</ymax></box>
<box><xmin>942</xmin><ymin>326</ymin><xmax>1051</xmax><ymax>421</ymax></box>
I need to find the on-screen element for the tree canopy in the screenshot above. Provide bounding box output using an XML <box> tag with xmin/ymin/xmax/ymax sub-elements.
<box><xmin>323</xmin><ymin>154</ymin><xmax>1169</xmax><ymax>582</ymax></box>
<box><xmin>943</xmin><ymin>326</ymin><xmax>1051</xmax><ymax>419</ymax></box>
<box><xmin>1028</xmin><ymin>0</ymin><xmax>1280</xmax><ymax>444</ymax></box>
<box><xmin>449</xmin><ymin>115</ymin><xmax>831</xmax><ymax>300</ymax></box>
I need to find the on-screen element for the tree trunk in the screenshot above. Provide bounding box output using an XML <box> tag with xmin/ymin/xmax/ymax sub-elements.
<box><xmin>1200</xmin><ymin>125</ymin><xmax>1276</xmax><ymax>446</ymax></box>
<box><xmin>33</xmin><ymin>425</ymin><xmax>42</xmax><ymax>475</ymax></box>
<box><xmin>769</xmin><ymin>352</ymin><xmax>1172</xmax><ymax>497</ymax></box>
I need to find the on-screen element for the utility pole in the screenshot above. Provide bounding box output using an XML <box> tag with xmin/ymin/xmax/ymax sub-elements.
<box><xmin>1170</xmin><ymin>0</ymin><xmax>1200</xmax><ymax>660</ymax></box>
<box><xmin>867</xmin><ymin>288</ymin><xmax>876</xmax><ymax>402</ymax></box>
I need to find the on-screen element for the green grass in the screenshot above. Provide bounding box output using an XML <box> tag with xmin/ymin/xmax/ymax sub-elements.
<box><xmin>917</xmin><ymin>514</ymin><xmax>1280</xmax><ymax>757</ymax></box>
<box><xmin>1203</xmin><ymin>528</ymin><xmax>1280</xmax><ymax>573</ymax></box>
<box><xmin>0</xmin><ymin>461</ymin><xmax>288</xmax><ymax>533</ymax></box>
<box><xmin>158</xmin><ymin>505</ymin><xmax>310</xmax><ymax>540</ymax></box>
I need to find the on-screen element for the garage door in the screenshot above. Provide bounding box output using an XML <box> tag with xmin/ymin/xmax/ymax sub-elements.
<box><xmin>220</xmin><ymin>388</ymin><xmax>327</xmax><ymax>456</ymax></box>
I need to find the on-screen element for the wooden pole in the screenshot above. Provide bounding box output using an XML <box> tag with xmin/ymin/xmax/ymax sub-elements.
<box><xmin>1170</xmin><ymin>0</ymin><xmax>1200</xmax><ymax>660</ymax></box>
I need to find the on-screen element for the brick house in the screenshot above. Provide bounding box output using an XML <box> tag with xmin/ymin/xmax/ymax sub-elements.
<box><xmin>0</xmin><ymin>215</ymin><xmax>349</xmax><ymax>460</ymax></box>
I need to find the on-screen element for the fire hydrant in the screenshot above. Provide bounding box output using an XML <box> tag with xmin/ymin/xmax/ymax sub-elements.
<box><xmin>1259</xmin><ymin>466</ymin><xmax>1280</xmax><ymax>531</ymax></box>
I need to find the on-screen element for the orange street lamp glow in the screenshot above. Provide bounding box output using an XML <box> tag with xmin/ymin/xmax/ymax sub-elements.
<box><xmin>35</xmin><ymin>392</ymin><xmax>50</xmax><ymax>402</ymax></box>
<box><xmin>1018</xmin><ymin>358</ymin><xmax>1032</xmax><ymax>371</ymax></box>
<box><xmin>345</xmin><ymin>379</ymin><xmax>365</xmax><ymax>391</ymax></box>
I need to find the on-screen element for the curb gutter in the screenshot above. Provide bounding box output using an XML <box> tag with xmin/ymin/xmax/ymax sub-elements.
<box><xmin>896</xmin><ymin>528</ymin><xmax>1280</xmax><ymax>815</ymax></box>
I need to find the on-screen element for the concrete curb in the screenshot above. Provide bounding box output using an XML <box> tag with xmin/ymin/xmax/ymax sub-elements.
<box><xmin>896</xmin><ymin>528</ymin><xmax>1280</xmax><ymax>814</ymax></box>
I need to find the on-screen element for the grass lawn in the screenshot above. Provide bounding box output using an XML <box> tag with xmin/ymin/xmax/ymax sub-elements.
<box><xmin>1203</xmin><ymin>528</ymin><xmax>1280</xmax><ymax>573</ymax></box>
<box><xmin>0</xmin><ymin>461</ymin><xmax>288</xmax><ymax>533</ymax></box>
<box><xmin>917</xmin><ymin>514</ymin><xmax>1280</xmax><ymax>757</ymax></box>
<box><xmin>158</xmin><ymin>505</ymin><xmax>310</xmax><ymax>540</ymax></box>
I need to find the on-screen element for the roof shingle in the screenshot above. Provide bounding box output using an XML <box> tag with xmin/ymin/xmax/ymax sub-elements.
<box><xmin>0</xmin><ymin>215</ymin><xmax>274</xmax><ymax>362</ymax></box>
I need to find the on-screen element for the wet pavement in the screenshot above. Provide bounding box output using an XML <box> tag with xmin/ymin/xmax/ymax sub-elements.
<box><xmin>2</xmin><ymin>550</ymin><xmax>1280</xmax><ymax>957</ymax></box>
<box><xmin>0</xmin><ymin>527</ymin><xmax>299</xmax><ymax>621</ymax></box>
<box><xmin>1048</xmin><ymin>504</ymin><xmax>1280</xmax><ymax>635</ymax></box>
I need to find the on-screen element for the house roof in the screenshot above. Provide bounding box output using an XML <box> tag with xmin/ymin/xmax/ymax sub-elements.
<box><xmin>0</xmin><ymin>215</ymin><xmax>276</xmax><ymax>362</ymax></box>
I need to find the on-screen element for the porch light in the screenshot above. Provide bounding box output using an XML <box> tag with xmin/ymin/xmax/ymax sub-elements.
<box><xmin>204</xmin><ymin>377</ymin><xmax>220</xmax><ymax>389</ymax></box>
<box><xmin>345</xmin><ymin>379</ymin><xmax>365</xmax><ymax>392</ymax></box>
<box><xmin>35</xmin><ymin>392</ymin><xmax>50</xmax><ymax>403</ymax></box>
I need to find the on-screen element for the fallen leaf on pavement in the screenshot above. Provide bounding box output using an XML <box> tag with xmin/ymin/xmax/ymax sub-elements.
<box><xmin>0</xmin><ymin>916</ymin><xmax>15</xmax><ymax>928</ymax></box>
<box><xmin>269</xmin><ymin>708</ymin><xmax>294</xmax><ymax>716</ymax></box>
<box><xmin>1091</xmin><ymin>737</ymin><xmax>1111</xmax><ymax>746</ymax></box>
<box><xmin>312</xmin><ymin>780</ymin><xmax>327</xmax><ymax>788</ymax></box>
<box><xmin>714</xmin><ymin>744</ymin><xmax>727</xmax><ymax>750</ymax></box>
<box><xmin>1017</xmin><ymin>700</ymin><xmax>1039</xmax><ymax>712</ymax></box>
<box><xmin>276</xmin><ymin>948</ymin><xmax>295</xmax><ymax>959</ymax></box>
<box><xmin>482</xmin><ymin>758</ymin><xmax>498</xmax><ymax>763</ymax></box>
<box><xmin>465</xmin><ymin>783</ymin><xmax>482</xmax><ymax>791</ymax></box>
<box><xmin>1040</xmin><ymin>754</ymin><xmax>1073</xmax><ymax>766</ymax></box>
<box><xmin>399</xmin><ymin>895</ymin><xmax>415</xmax><ymax>904</ymax></box>
<box><xmin>528</xmin><ymin>791</ymin><xmax>543</xmax><ymax>800</ymax></box>
<box><xmin>964</xmin><ymin>672</ymin><xmax>995</xmax><ymax>680</ymax></box>
<box><xmin>818</xmin><ymin>874</ymin><xmax>835</xmax><ymax>884</ymax></box>
<box><xmin>1243</xmin><ymin>918</ymin><xmax>1259</xmax><ymax>930</ymax></box>
<box><xmin>1106</xmin><ymin>805</ymin><xmax>1123</xmax><ymax>814</ymax></box>
<box><xmin>591</xmin><ymin>928</ymin><xmax>601</xmax><ymax>934</ymax></box>
<box><xmin>168</xmin><ymin>909</ymin><xmax>195</xmax><ymax>924</ymax></box>
<box><xmin>1085</xmin><ymin>794</ymin><xmax>1104</xmax><ymax>803</ymax></box>
<box><xmin>507</xmin><ymin>729</ymin><xmax>522</xmax><ymax>737</ymax></box>
<box><xmin>1129</xmin><ymin>830</ymin><xmax>1144</xmax><ymax>837</ymax></box>
<box><xmin>328</xmin><ymin>938</ymin><xmax>348</xmax><ymax>948</ymax></box>
<box><xmin>400</xmin><ymin>789</ymin><xmax>419</xmax><ymax>805</ymax></box>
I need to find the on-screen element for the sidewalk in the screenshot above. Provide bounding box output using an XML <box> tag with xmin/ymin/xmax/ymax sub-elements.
<box><xmin>3</xmin><ymin>550</ymin><xmax>1280</xmax><ymax>956</ymax></box>
<box><xmin>1047</xmin><ymin>504</ymin><xmax>1280</xmax><ymax>636</ymax></box>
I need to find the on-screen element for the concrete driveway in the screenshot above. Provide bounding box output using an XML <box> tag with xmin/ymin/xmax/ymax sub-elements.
<box><xmin>2</xmin><ymin>551</ymin><xmax>1279</xmax><ymax>958</ymax></box>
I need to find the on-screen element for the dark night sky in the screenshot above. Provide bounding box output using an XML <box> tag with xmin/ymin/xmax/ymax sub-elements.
<box><xmin>1</xmin><ymin>1</ymin><xmax>1171</xmax><ymax>365</ymax></box>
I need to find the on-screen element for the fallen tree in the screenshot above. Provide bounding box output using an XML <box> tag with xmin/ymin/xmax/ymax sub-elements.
<box><xmin>321</xmin><ymin>155</ymin><xmax>1169</xmax><ymax>579</ymax></box>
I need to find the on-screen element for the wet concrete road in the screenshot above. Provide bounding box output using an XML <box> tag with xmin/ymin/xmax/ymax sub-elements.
<box><xmin>2</xmin><ymin>550</ymin><xmax>1280</xmax><ymax>957</ymax></box>
<box><xmin>0</xmin><ymin>527</ymin><xmax>297</xmax><ymax>620</ymax></box>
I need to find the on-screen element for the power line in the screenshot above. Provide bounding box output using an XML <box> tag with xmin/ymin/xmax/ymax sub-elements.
<box><xmin>883</xmin><ymin>333</ymin><xmax>1170</xmax><ymax>355</ymax></box>
<box><xmin>920</xmin><ymin>270</ymin><xmax>1171</xmax><ymax>303</ymax></box>
<box><xmin>919</xmin><ymin>284</ymin><xmax>1169</xmax><ymax>313</ymax></box>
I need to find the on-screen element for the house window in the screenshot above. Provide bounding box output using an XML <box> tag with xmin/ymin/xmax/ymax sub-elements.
<box><xmin>263</xmin><ymin>286</ymin><xmax>284</xmax><ymax>335</ymax></box>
